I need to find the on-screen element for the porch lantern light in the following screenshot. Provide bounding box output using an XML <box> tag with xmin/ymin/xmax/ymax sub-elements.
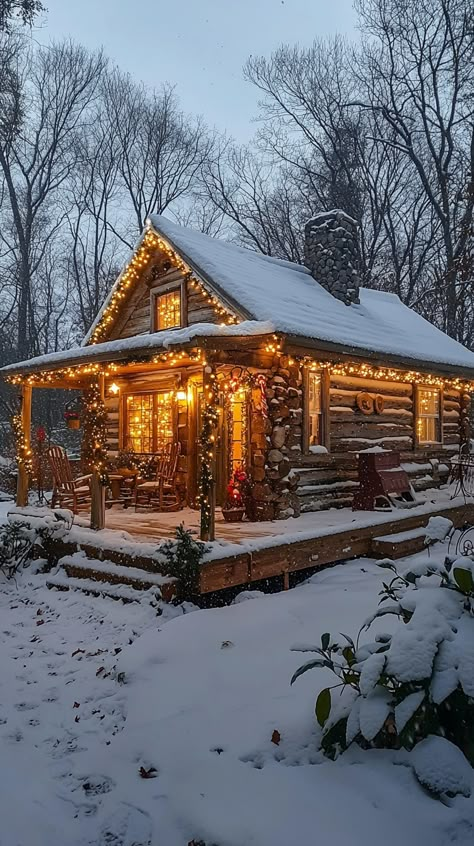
<box><xmin>109</xmin><ymin>382</ymin><xmax>120</xmax><ymax>395</ymax></box>
<box><xmin>176</xmin><ymin>390</ymin><xmax>187</xmax><ymax>401</ymax></box>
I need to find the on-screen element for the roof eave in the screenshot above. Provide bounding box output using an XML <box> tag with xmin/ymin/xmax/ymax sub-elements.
<box><xmin>283</xmin><ymin>333</ymin><xmax>474</xmax><ymax>380</ymax></box>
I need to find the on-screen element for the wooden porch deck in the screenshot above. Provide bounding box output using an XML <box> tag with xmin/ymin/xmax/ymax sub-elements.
<box><xmin>66</xmin><ymin>493</ymin><xmax>474</xmax><ymax>595</ymax></box>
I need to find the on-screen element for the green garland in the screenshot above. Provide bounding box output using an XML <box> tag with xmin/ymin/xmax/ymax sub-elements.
<box><xmin>81</xmin><ymin>381</ymin><xmax>108</xmax><ymax>484</ymax></box>
<box><xmin>12</xmin><ymin>410</ymin><xmax>33</xmax><ymax>477</ymax></box>
<box><xmin>198</xmin><ymin>364</ymin><xmax>220</xmax><ymax>538</ymax></box>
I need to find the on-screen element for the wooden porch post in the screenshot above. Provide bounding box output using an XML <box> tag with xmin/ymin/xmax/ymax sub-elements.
<box><xmin>200</xmin><ymin>360</ymin><xmax>217</xmax><ymax>542</ymax></box>
<box><xmin>16</xmin><ymin>383</ymin><xmax>32</xmax><ymax>507</ymax></box>
<box><xmin>90</xmin><ymin>374</ymin><xmax>106</xmax><ymax>531</ymax></box>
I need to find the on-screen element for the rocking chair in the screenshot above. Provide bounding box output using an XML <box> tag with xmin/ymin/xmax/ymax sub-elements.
<box><xmin>134</xmin><ymin>442</ymin><xmax>182</xmax><ymax>511</ymax></box>
<box><xmin>47</xmin><ymin>445</ymin><xmax>92</xmax><ymax>514</ymax></box>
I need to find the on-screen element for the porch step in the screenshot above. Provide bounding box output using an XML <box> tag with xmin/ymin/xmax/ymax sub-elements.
<box><xmin>47</xmin><ymin>572</ymin><xmax>164</xmax><ymax>604</ymax></box>
<box><xmin>370</xmin><ymin>526</ymin><xmax>428</xmax><ymax>559</ymax></box>
<box><xmin>47</xmin><ymin>553</ymin><xmax>177</xmax><ymax>602</ymax></box>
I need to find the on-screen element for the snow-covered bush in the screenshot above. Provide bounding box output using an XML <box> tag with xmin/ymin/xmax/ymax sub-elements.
<box><xmin>291</xmin><ymin>555</ymin><xmax>474</xmax><ymax>769</ymax></box>
<box><xmin>159</xmin><ymin>524</ymin><xmax>207</xmax><ymax>598</ymax></box>
<box><xmin>0</xmin><ymin>509</ymin><xmax>72</xmax><ymax>578</ymax></box>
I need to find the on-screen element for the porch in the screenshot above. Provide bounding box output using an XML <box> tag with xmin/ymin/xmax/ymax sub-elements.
<box><xmin>46</xmin><ymin>491</ymin><xmax>474</xmax><ymax>596</ymax></box>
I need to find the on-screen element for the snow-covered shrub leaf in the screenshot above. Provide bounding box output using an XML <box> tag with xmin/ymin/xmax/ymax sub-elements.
<box><xmin>339</xmin><ymin>632</ymin><xmax>355</xmax><ymax>648</ymax></box>
<box><xmin>346</xmin><ymin>697</ymin><xmax>361</xmax><ymax>745</ymax></box>
<box><xmin>453</xmin><ymin>567</ymin><xmax>474</xmax><ymax>594</ymax></box>
<box><xmin>412</xmin><ymin>736</ymin><xmax>472</xmax><ymax>798</ymax></box>
<box><xmin>321</xmin><ymin>632</ymin><xmax>330</xmax><ymax>651</ymax></box>
<box><xmin>454</xmin><ymin>616</ymin><xmax>474</xmax><ymax>697</ymax></box>
<box><xmin>290</xmin><ymin>659</ymin><xmax>327</xmax><ymax>685</ymax></box>
<box><xmin>359</xmin><ymin>652</ymin><xmax>386</xmax><ymax>696</ymax></box>
<box><xmin>424</xmin><ymin>516</ymin><xmax>453</xmax><ymax>544</ymax></box>
<box><xmin>394</xmin><ymin>690</ymin><xmax>425</xmax><ymax>733</ymax></box>
<box><xmin>405</xmin><ymin>559</ymin><xmax>448</xmax><ymax>581</ymax></box>
<box><xmin>376</xmin><ymin>558</ymin><xmax>396</xmax><ymax>571</ymax></box>
<box><xmin>290</xmin><ymin>643</ymin><xmax>322</xmax><ymax>654</ymax></box>
<box><xmin>363</xmin><ymin>604</ymin><xmax>401</xmax><ymax>628</ymax></box>
<box><xmin>315</xmin><ymin>687</ymin><xmax>331</xmax><ymax>727</ymax></box>
<box><xmin>359</xmin><ymin>688</ymin><xmax>392</xmax><ymax>741</ymax></box>
<box><xmin>430</xmin><ymin>668</ymin><xmax>459</xmax><ymax>704</ymax></box>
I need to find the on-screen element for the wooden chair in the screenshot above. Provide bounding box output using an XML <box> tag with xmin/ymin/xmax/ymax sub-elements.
<box><xmin>134</xmin><ymin>442</ymin><xmax>182</xmax><ymax>512</ymax></box>
<box><xmin>47</xmin><ymin>446</ymin><xmax>92</xmax><ymax>514</ymax></box>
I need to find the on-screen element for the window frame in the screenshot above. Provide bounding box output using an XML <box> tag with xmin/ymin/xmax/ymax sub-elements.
<box><xmin>150</xmin><ymin>280</ymin><xmax>187</xmax><ymax>333</ymax></box>
<box><xmin>303</xmin><ymin>368</ymin><xmax>330</xmax><ymax>453</ymax></box>
<box><xmin>415</xmin><ymin>384</ymin><xmax>443</xmax><ymax>447</ymax></box>
<box><xmin>121</xmin><ymin>389</ymin><xmax>177</xmax><ymax>454</ymax></box>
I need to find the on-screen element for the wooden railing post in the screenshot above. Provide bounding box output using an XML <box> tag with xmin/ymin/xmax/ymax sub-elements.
<box><xmin>16</xmin><ymin>383</ymin><xmax>32</xmax><ymax>507</ymax></box>
<box><xmin>90</xmin><ymin>374</ymin><xmax>106</xmax><ymax>531</ymax></box>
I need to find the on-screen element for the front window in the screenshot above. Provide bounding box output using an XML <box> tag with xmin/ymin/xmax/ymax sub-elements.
<box><xmin>417</xmin><ymin>388</ymin><xmax>441</xmax><ymax>443</ymax></box>
<box><xmin>156</xmin><ymin>289</ymin><xmax>181</xmax><ymax>330</ymax></box>
<box><xmin>126</xmin><ymin>391</ymin><xmax>174</xmax><ymax>453</ymax></box>
<box><xmin>308</xmin><ymin>371</ymin><xmax>322</xmax><ymax>446</ymax></box>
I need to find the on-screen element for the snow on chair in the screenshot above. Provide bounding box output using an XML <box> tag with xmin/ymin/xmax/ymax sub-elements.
<box><xmin>134</xmin><ymin>442</ymin><xmax>182</xmax><ymax>512</ymax></box>
<box><xmin>47</xmin><ymin>445</ymin><xmax>92</xmax><ymax>514</ymax></box>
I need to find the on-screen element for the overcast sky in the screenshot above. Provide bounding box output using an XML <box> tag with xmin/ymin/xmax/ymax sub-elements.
<box><xmin>39</xmin><ymin>0</ymin><xmax>357</xmax><ymax>140</ymax></box>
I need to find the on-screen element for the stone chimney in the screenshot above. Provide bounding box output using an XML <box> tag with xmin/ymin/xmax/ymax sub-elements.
<box><xmin>304</xmin><ymin>209</ymin><xmax>360</xmax><ymax>305</ymax></box>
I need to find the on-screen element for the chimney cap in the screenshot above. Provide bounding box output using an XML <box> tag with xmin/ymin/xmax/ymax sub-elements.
<box><xmin>305</xmin><ymin>209</ymin><xmax>358</xmax><ymax>232</ymax></box>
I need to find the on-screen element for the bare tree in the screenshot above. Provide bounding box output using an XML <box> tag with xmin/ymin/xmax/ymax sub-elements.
<box><xmin>64</xmin><ymin>108</ymin><xmax>123</xmax><ymax>338</ymax></box>
<box><xmin>103</xmin><ymin>70</ymin><xmax>216</xmax><ymax>244</ymax></box>
<box><xmin>0</xmin><ymin>0</ymin><xmax>44</xmax><ymax>31</ymax></box>
<box><xmin>354</xmin><ymin>0</ymin><xmax>474</xmax><ymax>341</ymax></box>
<box><xmin>0</xmin><ymin>40</ymin><xmax>107</xmax><ymax>358</ymax></box>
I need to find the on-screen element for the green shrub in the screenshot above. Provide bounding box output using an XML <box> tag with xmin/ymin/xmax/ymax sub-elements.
<box><xmin>291</xmin><ymin>556</ymin><xmax>474</xmax><ymax>765</ymax></box>
<box><xmin>159</xmin><ymin>524</ymin><xmax>207</xmax><ymax>598</ymax></box>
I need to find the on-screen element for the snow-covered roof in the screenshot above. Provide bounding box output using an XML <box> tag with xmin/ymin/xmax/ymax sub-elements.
<box><xmin>0</xmin><ymin>322</ymin><xmax>274</xmax><ymax>376</ymax></box>
<box><xmin>3</xmin><ymin>215</ymin><xmax>474</xmax><ymax>378</ymax></box>
<box><xmin>149</xmin><ymin>215</ymin><xmax>474</xmax><ymax>372</ymax></box>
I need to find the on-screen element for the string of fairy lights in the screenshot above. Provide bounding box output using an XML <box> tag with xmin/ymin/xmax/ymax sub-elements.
<box><xmin>9</xmin><ymin>325</ymin><xmax>474</xmax><ymax>525</ymax></box>
<box><xmin>87</xmin><ymin>227</ymin><xmax>240</xmax><ymax>346</ymax></box>
<box><xmin>198</xmin><ymin>364</ymin><xmax>220</xmax><ymax>538</ymax></box>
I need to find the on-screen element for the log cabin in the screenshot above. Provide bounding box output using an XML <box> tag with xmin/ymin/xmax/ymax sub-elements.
<box><xmin>2</xmin><ymin>209</ymin><xmax>474</xmax><ymax>545</ymax></box>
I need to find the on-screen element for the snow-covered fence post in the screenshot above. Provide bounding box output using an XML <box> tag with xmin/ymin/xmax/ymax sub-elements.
<box><xmin>15</xmin><ymin>383</ymin><xmax>32</xmax><ymax>507</ymax></box>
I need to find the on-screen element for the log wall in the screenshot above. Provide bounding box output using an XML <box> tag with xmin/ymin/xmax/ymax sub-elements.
<box><xmin>101</xmin><ymin>357</ymin><xmax>466</xmax><ymax>517</ymax></box>
<box><xmin>291</xmin><ymin>372</ymin><xmax>464</xmax><ymax>513</ymax></box>
<box><xmin>108</xmin><ymin>267</ymin><xmax>219</xmax><ymax>341</ymax></box>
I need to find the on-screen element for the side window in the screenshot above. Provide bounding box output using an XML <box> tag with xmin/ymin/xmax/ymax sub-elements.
<box><xmin>308</xmin><ymin>371</ymin><xmax>322</xmax><ymax>446</ymax></box>
<box><xmin>417</xmin><ymin>387</ymin><xmax>441</xmax><ymax>444</ymax></box>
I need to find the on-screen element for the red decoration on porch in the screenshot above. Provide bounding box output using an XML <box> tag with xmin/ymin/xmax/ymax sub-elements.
<box><xmin>36</xmin><ymin>426</ymin><xmax>46</xmax><ymax>442</ymax></box>
<box><xmin>222</xmin><ymin>467</ymin><xmax>251</xmax><ymax>522</ymax></box>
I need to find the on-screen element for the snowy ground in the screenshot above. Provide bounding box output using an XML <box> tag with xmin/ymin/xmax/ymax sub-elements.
<box><xmin>0</xmin><ymin>537</ymin><xmax>474</xmax><ymax>845</ymax></box>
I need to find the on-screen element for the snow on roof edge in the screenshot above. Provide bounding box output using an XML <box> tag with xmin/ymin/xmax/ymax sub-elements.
<box><xmin>0</xmin><ymin>321</ymin><xmax>276</xmax><ymax>376</ymax></box>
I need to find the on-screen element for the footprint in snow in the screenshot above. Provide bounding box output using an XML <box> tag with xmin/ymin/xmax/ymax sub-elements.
<box><xmin>88</xmin><ymin>803</ymin><xmax>152</xmax><ymax>846</ymax></box>
<box><xmin>15</xmin><ymin>701</ymin><xmax>38</xmax><ymax>711</ymax></box>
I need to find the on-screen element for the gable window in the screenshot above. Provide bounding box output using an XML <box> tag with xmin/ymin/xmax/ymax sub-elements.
<box><xmin>125</xmin><ymin>391</ymin><xmax>174</xmax><ymax>453</ymax></box>
<box><xmin>156</xmin><ymin>289</ymin><xmax>182</xmax><ymax>331</ymax></box>
<box><xmin>417</xmin><ymin>387</ymin><xmax>441</xmax><ymax>444</ymax></box>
